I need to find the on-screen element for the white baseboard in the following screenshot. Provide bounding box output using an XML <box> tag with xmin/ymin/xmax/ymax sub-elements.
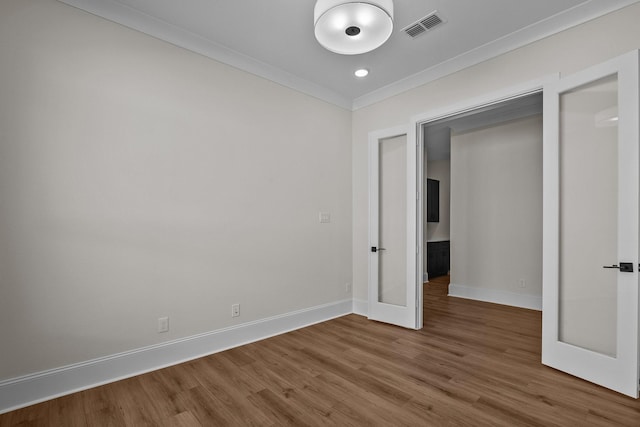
<box><xmin>448</xmin><ymin>283</ymin><xmax>542</xmax><ymax>311</ymax></box>
<box><xmin>0</xmin><ymin>299</ymin><xmax>352</xmax><ymax>414</ymax></box>
<box><xmin>352</xmin><ymin>298</ymin><xmax>368</xmax><ymax>316</ymax></box>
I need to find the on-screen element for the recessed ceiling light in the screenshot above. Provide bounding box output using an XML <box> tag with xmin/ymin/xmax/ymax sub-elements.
<box><xmin>355</xmin><ymin>69</ymin><xmax>369</xmax><ymax>77</ymax></box>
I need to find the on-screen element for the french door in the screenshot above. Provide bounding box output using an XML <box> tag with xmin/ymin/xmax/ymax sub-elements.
<box><xmin>368</xmin><ymin>125</ymin><xmax>420</xmax><ymax>329</ymax></box>
<box><xmin>542</xmin><ymin>50</ymin><xmax>640</xmax><ymax>397</ymax></box>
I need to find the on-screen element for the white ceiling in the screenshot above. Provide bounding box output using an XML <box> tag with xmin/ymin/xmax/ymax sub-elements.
<box><xmin>59</xmin><ymin>0</ymin><xmax>638</xmax><ymax>110</ymax></box>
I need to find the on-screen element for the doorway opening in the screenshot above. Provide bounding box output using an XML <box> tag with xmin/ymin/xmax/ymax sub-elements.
<box><xmin>421</xmin><ymin>92</ymin><xmax>543</xmax><ymax>322</ymax></box>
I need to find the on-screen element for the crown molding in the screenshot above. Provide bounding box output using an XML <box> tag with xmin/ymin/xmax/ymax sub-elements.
<box><xmin>57</xmin><ymin>0</ymin><xmax>639</xmax><ymax>112</ymax></box>
<box><xmin>352</xmin><ymin>0</ymin><xmax>640</xmax><ymax>110</ymax></box>
<box><xmin>56</xmin><ymin>0</ymin><xmax>353</xmax><ymax>110</ymax></box>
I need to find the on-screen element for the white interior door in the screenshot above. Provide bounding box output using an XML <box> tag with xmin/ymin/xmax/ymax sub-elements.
<box><xmin>542</xmin><ymin>50</ymin><xmax>640</xmax><ymax>397</ymax></box>
<box><xmin>368</xmin><ymin>126</ymin><xmax>419</xmax><ymax>329</ymax></box>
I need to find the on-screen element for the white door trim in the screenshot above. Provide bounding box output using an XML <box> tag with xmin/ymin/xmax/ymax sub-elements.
<box><xmin>367</xmin><ymin>75</ymin><xmax>559</xmax><ymax>330</ymax></box>
<box><xmin>410</xmin><ymin>75</ymin><xmax>559</xmax><ymax>127</ymax></box>
<box><xmin>410</xmin><ymin>74</ymin><xmax>558</xmax><ymax>328</ymax></box>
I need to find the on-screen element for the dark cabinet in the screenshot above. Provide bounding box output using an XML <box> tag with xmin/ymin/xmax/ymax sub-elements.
<box><xmin>427</xmin><ymin>240</ymin><xmax>449</xmax><ymax>279</ymax></box>
<box><xmin>426</xmin><ymin>179</ymin><xmax>439</xmax><ymax>223</ymax></box>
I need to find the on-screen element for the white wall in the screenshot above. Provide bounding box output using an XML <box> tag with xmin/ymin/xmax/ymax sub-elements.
<box><xmin>425</xmin><ymin>160</ymin><xmax>451</xmax><ymax>243</ymax></box>
<box><xmin>0</xmin><ymin>0</ymin><xmax>352</xmax><ymax>381</ymax></box>
<box><xmin>352</xmin><ymin>3</ymin><xmax>640</xmax><ymax>302</ymax></box>
<box><xmin>450</xmin><ymin>116</ymin><xmax>542</xmax><ymax>300</ymax></box>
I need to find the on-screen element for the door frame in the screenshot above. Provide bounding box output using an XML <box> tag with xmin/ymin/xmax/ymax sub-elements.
<box><xmin>410</xmin><ymin>75</ymin><xmax>558</xmax><ymax>327</ymax></box>
<box><xmin>368</xmin><ymin>75</ymin><xmax>558</xmax><ymax>329</ymax></box>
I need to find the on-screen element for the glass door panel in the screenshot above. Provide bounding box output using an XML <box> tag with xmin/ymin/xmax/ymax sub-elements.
<box><xmin>559</xmin><ymin>74</ymin><xmax>618</xmax><ymax>356</ymax></box>
<box><xmin>378</xmin><ymin>135</ymin><xmax>407</xmax><ymax>307</ymax></box>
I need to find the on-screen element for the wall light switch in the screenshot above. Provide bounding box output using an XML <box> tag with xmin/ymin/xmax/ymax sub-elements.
<box><xmin>319</xmin><ymin>212</ymin><xmax>331</xmax><ymax>223</ymax></box>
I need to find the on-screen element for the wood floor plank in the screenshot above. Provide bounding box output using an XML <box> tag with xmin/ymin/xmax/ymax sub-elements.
<box><xmin>46</xmin><ymin>394</ymin><xmax>86</xmax><ymax>427</ymax></box>
<box><xmin>81</xmin><ymin>383</ymin><xmax>128</xmax><ymax>427</ymax></box>
<box><xmin>0</xmin><ymin>401</ymin><xmax>50</xmax><ymax>427</ymax></box>
<box><xmin>311</xmin><ymin>371</ymin><xmax>425</xmax><ymax>426</ymax></box>
<box><xmin>189</xmin><ymin>358</ymin><xmax>273</xmax><ymax>425</ymax></box>
<box><xmin>197</xmin><ymin>352</ymin><xmax>266</xmax><ymax>396</ymax></box>
<box><xmin>3</xmin><ymin>277</ymin><xmax>640</xmax><ymax>426</ymax></box>
<box><xmin>246</xmin><ymin>388</ymin><xmax>310</xmax><ymax>426</ymax></box>
<box><xmin>172</xmin><ymin>385</ymin><xmax>235</xmax><ymax>426</ymax></box>
<box><xmin>155</xmin><ymin>411</ymin><xmax>201</xmax><ymax>427</ymax></box>
<box><xmin>107</xmin><ymin>378</ymin><xmax>162</xmax><ymax>426</ymax></box>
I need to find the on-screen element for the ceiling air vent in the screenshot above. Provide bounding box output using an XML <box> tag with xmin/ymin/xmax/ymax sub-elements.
<box><xmin>405</xmin><ymin>24</ymin><xmax>426</xmax><ymax>38</ymax></box>
<box><xmin>403</xmin><ymin>11</ymin><xmax>445</xmax><ymax>39</ymax></box>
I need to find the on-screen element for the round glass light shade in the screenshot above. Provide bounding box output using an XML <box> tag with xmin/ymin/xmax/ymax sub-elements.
<box><xmin>314</xmin><ymin>0</ymin><xmax>394</xmax><ymax>55</ymax></box>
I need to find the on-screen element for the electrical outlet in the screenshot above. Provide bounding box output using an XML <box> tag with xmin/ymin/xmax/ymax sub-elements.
<box><xmin>345</xmin><ymin>282</ymin><xmax>352</xmax><ymax>293</ymax></box>
<box><xmin>158</xmin><ymin>316</ymin><xmax>169</xmax><ymax>333</ymax></box>
<box><xmin>319</xmin><ymin>212</ymin><xmax>331</xmax><ymax>223</ymax></box>
<box><xmin>519</xmin><ymin>279</ymin><xmax>526</xmax><ymax>288</ymax></box>
<box><xmin>231</xmin><ymin>303</ymin><xmax>240</xmax><ymax>317</ymax></box>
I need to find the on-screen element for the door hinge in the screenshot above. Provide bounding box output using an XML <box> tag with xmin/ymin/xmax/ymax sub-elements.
<box><xmin>416</xmin><ymin>191</ymin><xmax>420</xmax><ymax>200</ymax></box>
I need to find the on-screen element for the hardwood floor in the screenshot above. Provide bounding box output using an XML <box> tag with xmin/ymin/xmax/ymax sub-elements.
<box><xmin>3</xmin><ymin>277</ymin><xmax>640</xmax><ymax>426</ymax></box>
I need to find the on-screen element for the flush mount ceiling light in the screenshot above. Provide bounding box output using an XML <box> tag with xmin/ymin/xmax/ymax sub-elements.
<box><xmin>354</xmin><ymin>68</ymin><xmax>369</xmax><ymax>77</ymax></box>
<box><xmin>314</xmin><ymin>0</ymin><xmax>394</xmax><ymax>55</ymax></box>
